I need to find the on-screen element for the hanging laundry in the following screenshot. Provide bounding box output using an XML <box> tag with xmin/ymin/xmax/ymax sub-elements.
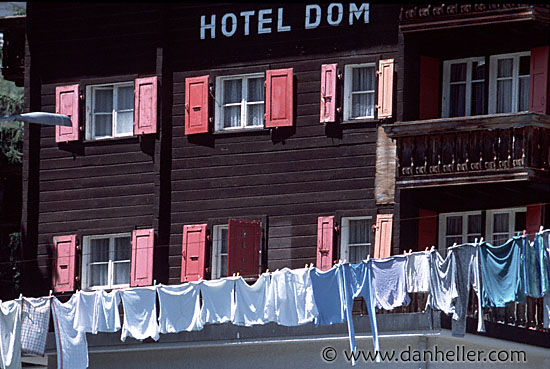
<box><xmin>51</xmin><ymin>296</ymin><xmax>88</xmax><ymax>369</ymax></box>
<box><xmin>21</xmin><ymin>297</ymin><xmax>50</xmax><ymax>357</ymax></box>
<box><xmin>342</xmin><ymin>262</ymin><xmax>380</xmax><ymax>365</ymax></box>
<box><xmin>200</xmin><ymin>278</ymin><xmax>236</xmax><ymax>325</ymax></box>
<box><xmin>370</xmin><ymin>256</ymin><xmax>410</xmax><ymax>310</ymax></box>
<box><xmin>310</xmin><ymin>266</ymin><xmax>345</xmax><ymax>325</ymax></box>
<box><xmin>523</xmin><ymin>236</ymin><xmax>543</xmax><ymax>298</ymax></box>
<box><xmin>406</xmin><ymin>251</ymin><xmax>430</xmax><ymax>293</ymax></box>
<box><xmin>0</xmin><ymin>300</ymin><xmax>21</xmax><ymax>369</ymax></box>
<box><xmin>74</xmin><ymin>291</ymin><xmax>97</xmax><ymax>333</ymax></box>
<box><xmin>537</xmin><ymin>230</ymin><xmax>550</xmax><ymax>296</ymax></box>
<box><xmin>448</xmin><ymin>243</ymin><xmax>485</xmax><ymax>336</ymax></box>
<box><xmin>120</xmin><ymin>287</ymin><xmax>159</xmax><ymax>342</ymax></box>
<box><xmin>234</xmin><ymin>275</ymin><xmax>270</xmax><ymax>326</ymax></box>
<box><xmin>95</xmin><ymin>290</ymin><xmax>121</xmax><ymax>333</ymax></box>
<box><xmin>158</xmin><ymin>283</ymin><xmax>202</xmax><ymax>333</ymax></box>
<box><xmin>265</xmin><ymin>268</ymin><xmax>318</xmax><ymax>326</ymax></box>
<box><xmin>479</xmin><ymin>237</ymin><xmax>525</xmax><ymax>308</ymax></box>
<box><xmin>425</xmin><ymin>249</ymin><xmax>456</xmax><ymax>316</ymax></box>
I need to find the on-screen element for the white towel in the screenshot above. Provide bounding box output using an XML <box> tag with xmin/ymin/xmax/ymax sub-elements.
<box><xmin>0</xmin><ymin>300</ymin><xmax>21</xmax><ymax>369</ymax></box>
<box><xmin>96</xmin><ymin>290</ymin><xmax>121</xmax><ymax>333</ymax></box>
<box><xmin>200</xmin><ymin>278</ymin><xmax>236</xmax><ymax>325</ymax></box>
<box><xmin>234</xmin><ymin>275</ymin><xmax>270</xmax><ymax>326</ymax></box>
<box><xmin>406</xmin><ymin>252</ymin><xmax>430</xmax><ymax>293</ymax></box>
<box><xmin>158</xmin><ymin>283</ymin><xmax>202</xmax><ymax>333</ymax></box>
<box><xmin>120</xmin><ymin>287</ymin><xmax>159</xmax><ymax>341</ymax></box>
<box><xmin>74</xmin><ymin>291</ymin><xmax>97</xmax><ymax>333</ymax></box>
<box><xmin>51</xmin><ymin>296</ymin><xmax>88</xmax><ymax>369</ymax></box>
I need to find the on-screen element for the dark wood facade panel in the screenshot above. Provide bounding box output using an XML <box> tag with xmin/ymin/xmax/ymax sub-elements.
<box><xmin>38</xmin><ymin>172</ymin><xmax>155</xmax><ymax>192</ymax></box>
<box><xmin>38</xmin><ymin>214</ymin><xmax>154</xmax><ymax>235</ymax></box>
<box><xmin>38</xmin><ymin>161</ymin><xmax>154</xmax><ymax>181</ymax></box>
<box><xmin>38</xmin><ymin>193</ymin><xmax>155</xmax><ymax>214</ymax></box>
<box><xmin>40</xmin><ymin>183</ymin><xmax>155</xmax><ymax>202</ymax></box>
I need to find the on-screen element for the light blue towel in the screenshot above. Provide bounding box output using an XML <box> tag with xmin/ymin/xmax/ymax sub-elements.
<box><xmin>310</xmin><ymin>266</ymin><xmax>345</xmax><ymax>325</ymax></box>
<box><xmin>157</xmin><ymin>283</ymin><xmax>203</xmax><ymax>333</ymax></box>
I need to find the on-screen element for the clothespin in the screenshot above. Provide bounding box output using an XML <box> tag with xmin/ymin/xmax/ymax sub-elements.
<box><xmin>540</xmin><ymin>225</ymin><xmax>544</xmax><ymax>233</ymax></box>
<box><xmin>408</xmin><ymin>249</ymin><xmax>412</xmax><ymax>254</ymax></box>
<box><xmin>430</xmin><ymin>245</ymin><xmax>435</xmax><ymax>251</ymax></box>
<box><xmin>343</xmin><ymin>259</ymin><xmax>347</xmax><ymax>264</ymax></box>
<box><xmin>425</xmin><ymin>246</ymin><xmax>429</xmax><ymax>251</ymax></box>
<box><xmin>310</xmin><ymin>263</ymin><xmax>314</xmax><ymax>268</ymax></box>
<box><xmin>304</xmin><ymin>263</ymin><xmax>309</xmax><ymax>268</ymax></box>
<box><xmin>452</xmin><ymin>242</ymin><xmax>457</xmax><ymax>247</ymax></box>
<box><xmin>153</xmin><ymin>280</ymin><xmax>157</xmax><ymax>286</ymax></box>
<box><xmin>265</xmin><ymin>268</ymin><xmax>269</xmax><ymax>273</ymax></box>
<box><xmin>479</xmin><ymin>237</ymin><xmax>484</xmax><ymax>243</ymax></box>
<box><xmin>48</xmin><ymin>290</ymin><xmax>53</xmax><ymax>298</ymax></box>
<box><xmin>236</xmin><ymin>272</ymin><xmax>240</xmax><ymax>276</ymax></box>
<box><xmin>232</xmin><ymin>273</ymin><xmax>236</xmax><ymax>277</ymax></box>
<box><xmin>522</xmin><ymin>229</ymin><xmax>526</xmax><ymax>237</ymax></box>
<box><xmin>474</xmin><ymin>238</ymin><xmax>478</xmax><ymax>244</ymax></box>
<box><xmin>366</xmin><ymin>255</ymin><xmax>370</xmax><ymax>261</ymax></box>
<box><xmin>403</xmin><ymin>250</ymin><xmax>407</xmax><ymax>255</ymax></box>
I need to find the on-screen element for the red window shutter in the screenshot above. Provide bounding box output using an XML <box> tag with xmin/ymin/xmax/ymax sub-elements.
<box><xmin>373</xmin><ymin>214</ymin><xmax>393</xmax><ymax>258</ymax></box>
<box><xmin>417</xmin><ymin>209</ymin><xmax>437</xmax><ymax>251</ymax></box>
<box><xmin>316</xmin><ymin>216</ymin><xmax>334</xmax><ymax>271</ymax></box>
<box><xmin>265</xmin><ymin>68</ymin><xmax>294</xmax><ymax>128</ymax></box>
<box><xmin>185</xmin><ymin>75</ymin><xmax>210</xmax><ymax>135</ymax></box>
<box><xmin>130</xmin><ymin>228</ymin><xmax>154</xmax><ymax>287</ymax></box>
<box><xmin>55</xmin><ymin>84</ymin><xmax>80</xmax><ymax>143</ymax></box>
<box><xmin>320</xmin><ymin>64</ymin><xmax>337</xmax><ymax>123</ymax></box>
<box><xmin>227</xmin><ymin>220</ymin><xmax>261</xmax><ymax>278</ymax></box>
<box><xmin>134</xmin><ymin>76</ymin><xmax>158</xmax><ymax>135</ymax></box>
<box><xmin>419</xmin><ymin>56</ymin><xmax>440</xmax><ymax>119</ymax></box>
<box><xmin>181</xmin><ymin>224</ymin><xmax>207</xmax><ymax>282</ymax></box>
<box><xmin>377</xmin><ymin>59</ymin><xmax>394</xmax><ymax>119</ymax></box>
<box><xmin>529</xmin><ymin>46</ymin><xmax>549</xmax><ymax>114</ymax></box>
<box><xmin>52</xmin><ymin>235</ymin><xmax>77</xmax><ymax>293</ymax></box>
<box><xmin>526</xmin><ymin>203</ymin><xmax>544</xmax><ymax>239</ymax></box>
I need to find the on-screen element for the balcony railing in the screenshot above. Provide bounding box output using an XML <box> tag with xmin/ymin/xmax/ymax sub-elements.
<box><xmin>383</xmin><ymin>113</ymin><xmax>550</xmax><ymax>187</ymax></box>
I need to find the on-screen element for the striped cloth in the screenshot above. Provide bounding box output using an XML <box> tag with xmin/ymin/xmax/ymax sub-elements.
<box><xmin>21</xmin><ymin>297</ymin><xmax>51</xmax><ymax>356</ymax></box>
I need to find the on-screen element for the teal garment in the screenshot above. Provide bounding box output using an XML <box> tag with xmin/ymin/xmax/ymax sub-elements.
<box><xmin>523</xmin><ymin>236</ymin><xmax>543</xmax><ymax>298</ymax></box>
<box><xmin>541</xmin><ymin>230</ymin><xmax>550</xmax><ymax>296</ymax></box>
<box><xmin>479</xmin><ymin>238</ymin><xmax>525</xmax><ymax>308</ymax></box>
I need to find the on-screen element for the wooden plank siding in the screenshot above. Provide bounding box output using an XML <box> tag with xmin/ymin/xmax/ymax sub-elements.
<box><xmin>23</xmin><ymin>3</ymin><xmax>400</xmax><ymax>292</ymax></box>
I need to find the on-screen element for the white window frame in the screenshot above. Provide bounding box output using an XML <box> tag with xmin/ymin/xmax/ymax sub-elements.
<box><xmin>438</xmin><ymin>210</ymin><xmax>482</xmax><ymax>250</ymax></box>
<box><xmin>211</xmin><ymin>225</ymin><xmax>228</xmax><ymax>280</ymax></box>
<box><xmin>85</xmin><ymin>82</ymin><xmax>134</xmax><ymax>140</ymax></box>
<box><xmin>488</xmin><ymin>51</ymin><xmax>531</xmax><ymax>114</ymax></box>
<box><xmin>214</xmin><ymin>73</ymin><xmax>265</xmax><ymax>131</ymax></box>
<box><xmin>340</xmin><ymin>216</ymin><xmax>372</xmax><ymax>263</ymax></box>
<box><xmin>343</xmin><ymin>63</ymin><xmax>376</xmax><ymax>121</ymax></box>
<box><xmin>486</xmin><ymin>207</ymin><xmax>527</xmax><ymax>244</ymax></box>
<box><xmin>82</xmin><ymin>232</ymin><xmax>132</xmax><ymax>290</ymax></box>
<box><xmin>441</xmin><ymin>56</ymin><xmax>485</xmax><ymax>118</ymax></box>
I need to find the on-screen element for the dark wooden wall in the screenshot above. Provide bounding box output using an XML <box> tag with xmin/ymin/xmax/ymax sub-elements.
<box><xmin>22</xmin><ymin>3</ymin><xmax>400</xmax><ymax>292</ymax></box>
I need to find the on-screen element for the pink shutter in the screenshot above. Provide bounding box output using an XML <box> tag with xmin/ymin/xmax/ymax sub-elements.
<box><xmin>419</xmin><ymin>56</ymin><xmax>440</xmax><ymax>119</ymax></box>
<box><xmin>55</xmin><ymin>84</ymin><xmax>79</xmax><ymax>142</ymax></box>
<box><xmin>227</xmin><ymin>220</ymin><xmax>261</xmax><ymax>278</ymax></box>
<box><xmin>130</xmin><ymin>228</ymin><xmax>154</xmax><ymax>287</ymax></box>
<box><xmin>529</xmin><ymin>46</ymin><xmax>549</xmax><ymax>114</ymax></box>
<box><xmin>373</xmin><ymin>214</ymin><xmax>393</xmax><ymax>258</ymax></box>
<box><xmin>265</xmin><ymin>68</ymin><xmax>294</xmax><ymax>128</ymax></box>
<box><xmin>134</xmin><ymin>76</ymin><xmax>158</xmax><ymax>135</ymax></box>
<box><xmin>526</xmin><ymin>204</ymin><xmax>544</xmax><ymax>240</ymax></box>
<box><xmin>181</xmin><ymin>224</ymin><xmax>207</xmax><ymax>282</ymax></box>
<box><xmin>185</xmin><ymin>75</ymin><xmax>210</xmax><ymax>135</ymax></box>
<box><xmin>316</xmin><ymin>216</ymin><xmax>334</xmax><ymax>271</ymax></box>
<box><xmin>52</xmin><ymin>235</ymin><xmax>77</xmax><ymax>293</ymax></box>
<box><xmin>377</xmin><ymin>59</ymin><xmax>394</xmax><ymax>119</ymax></box>
<box><xmin>320</xmin><ymin>64</ymin><xmax>337</xmax><ymax>123</ymax></box>
<box><xmin>417</xmin><ymin>209</ymin><xmax>437</xmax><ymax>251</ymax></box>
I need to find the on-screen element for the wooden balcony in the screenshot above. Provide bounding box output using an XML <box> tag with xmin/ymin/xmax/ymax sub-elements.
<box><xmin>399</xmin><ymin>4</ymin><xmax>549</xmax><ymax>33</ymax></box>
<box><xmin>383</xmin><ymin>113</ymin><xmax>550</xmax><ymax>188</ymax></box>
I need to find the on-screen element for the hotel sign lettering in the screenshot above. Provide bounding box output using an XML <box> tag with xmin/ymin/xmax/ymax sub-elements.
<box><xmin>200</xmin><ymin>3</ymin><xmax>370</xmax><ymax>39</ymax></box>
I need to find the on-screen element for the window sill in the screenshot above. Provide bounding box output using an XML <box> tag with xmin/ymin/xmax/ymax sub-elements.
<box><xmin>213</xmin><ymin>127</ymin><xmax>269</xmax><ymax>136</ymax></box>
<box><xmin>341</xmin><ymin>118</ymin><xmax>379</xmax><ymax>125</ymax></box>
<box><xmin>83</xmin><ymin>135</ymin><xmax>139</xmax><ymax>144</ymax></box>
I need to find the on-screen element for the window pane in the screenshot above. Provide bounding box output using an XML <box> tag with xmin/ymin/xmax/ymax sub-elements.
<box><xmin>247</xmin><ymin>78</ymin><xmax>265</xmax><ymax>102</ymax></box>
<box><xmin>446</xmin><ymin>216</ymin><xmax>462</xmax><ymax>236</ymax></box>
<box><xmin>116</xmin><ymin>111</ymin><xmax>133</xmax><ymax>135</ymax></box>
<box><xmin>247</xmin><ymin>104</ymin><xmax>264</xmax><ymax>126</ymax></box>
<box><xmin>90</xmin><ymin>263</ymin><xmax>108</xmax><ymax>286</ymax></box>
<box><xmin>94</xmin><ymin>114</ymin><xmax>112</xmax><ymax>137</ymax></box>
<box><xmin>497</xmin><ymin>58</ymin><xmax>513</xmax><ymax>78</ymax></box>
<box><xmin>349</xmin><ymin>245</ymin><xmax>368</xmax><ymax>264</ymax></box>
<box><xmin>496</xmin><ymin>79</ymin><xmax>512</xmax><ymax>113</ymax></box>
<box><xmin>117</xmin><ymin>86</ymin><xmax>134</xmax><ymax>110</ymax></box>
<box><xmin>220</xmin><ymin>255</ymin><xmax>227</xmax><ymax>278</ymax></box>
<box><xmin>493</xmin><ymin>213</ymin><xmax>509</xmax><ymax>233</ymax></box>
<box><xmin>352</xmin><ymin>67</ymin><xmax>374</xmax><ymax>92</ymax></box>
<box><xmin>349</xmin><ymin>219</ymin><xmax>369</xmax><ymax>244</ymax></box>
<box><xmin>223</xmin><ymin>106</ymin><xmax>241</xmax><ymax>127</ymax></box>
<box><xmin>351</xmin><ymin>93</ymin><xmax>374</xmax><ymax>118</ymax></box>
<box><xmin>449</xmin><ymin>84</ymin><xmax>465</xmax><ymax>117</ymax></box>
<box><xmin>223</xmin><ymin>79</ymin><xmax>242</xmax><ymax>104</ymax></box>
<box><xmin>467</xmin><ymin>235</ymin><xmax>479</xmax><ymax>243</ymax></box>
<box><xmin>468</xmin><ymin>214</ymin><xmax>482</xmax><ymax>234</ymax></box>
<box><xmin>471</xmin><ymin>81</ymin><xmax>485</xmax><ymax>115</ymax></box>
<box><xmin>90</xmin><ymin>238</ymin><xmax>110</xmax><ymax>262</ymax></box>
<box><xmin>518</xmin><ymin>77</ymin><xmax>529</xmax><ymax>112</ymax></box>
<box><xmin>493</xmin><ymin>234</ymin><xmax>509</xmax><ymax>246</ymax></box>
<box><xmin>519</xmin><ymin>56</ymin><xmax>530</xmax><ymax>76</ymax></box>
<box><xmin>114</xmin><ymin>237</ymin><xmax>131</xmax><ymax>261</ymax></box>
<box><xmin>113</xmin><ymin>261</ymin><xmax>130</xmax><ymax>285</ymax></box>
<box><xmin>472</xmin><ymin>61</ymin><xmax>485</xmax><ymax>80</ymax></box>
<box><xmin>446</xmin><ymin>236</ymin><xmax>463</xmax><ymax>248</ymax></box>
<box><xmin>450</xmin><ymin>63</ymin><xmax>466</xmax><ymax>82</ymax></box>
<box><xmin>220</xmin><ymin>229</ymin><xmax>228</xmax><ymax>254</ymax></box>
<box><xmin>95</xmin><ymin>89</ymin><xmax>113</xmax><ymax>113</ymax></box>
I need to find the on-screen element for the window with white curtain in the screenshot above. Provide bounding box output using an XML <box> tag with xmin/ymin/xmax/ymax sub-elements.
<box><xmin>82</xmin><ymin>233</ymin><xmax>132</xmax><ymax>290</ymax></box>
<box><xmin>211</xmin><ymin>225</ymin><xmax>228</xmax><ymax>279</ymax></box>
<box><xmin>486</xmin><ymin>207</ymin><xmax>526</xmax><ymax>245</ymax></box>
<box><xmin>340</xmin><ymin>216</ymin><xmax>372</xmax><ymax>263</ymax></box>
<box><xmin>344</xmin><ymin>63</ymin><xmax>376</xmax><ymax>120</ymax></box>
<box><xmin>86</xmin><ymin>82</ymin><xmax>134</xmax><ymax>140</ymax></box>
<box><xmin>438</xmin><ymin>211</ymin><xmax>482</xmax><ymax>249</ymax></box>
<box><xmin>442</xmin><ymin>57</ymin><xmax>486</xmax><ymax>118</ymax></box>
<box><xmin>215</xmin><ymin>73</ymin><xmax>265</xmax><ymax>131</ymax></box>
<box><xmin>489</xmin><ymin>52</ymin><xmax>530</xmax><ymax>114</ymax></box>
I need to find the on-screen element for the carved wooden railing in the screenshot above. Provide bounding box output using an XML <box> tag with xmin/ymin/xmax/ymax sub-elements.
<box><xmin>383</xmin><ymin>113</ymin><xmax>550</xmax><ymax>182</ymax></box>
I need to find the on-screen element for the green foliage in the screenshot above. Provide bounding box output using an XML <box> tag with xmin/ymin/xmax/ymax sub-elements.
<box><xmin>0</xmin><ymin>232</ymin><xmax>20</xmax><ymax>299</ymax></box>
<box><xmin>0</xmin><ymin>63</ymin><xmax>24</xmax><ymax>164</ymax></box>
